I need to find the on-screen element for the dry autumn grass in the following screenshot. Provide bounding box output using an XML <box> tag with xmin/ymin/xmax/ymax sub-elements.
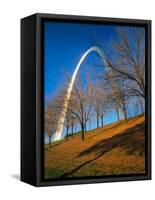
<box><xmin>44</xmin><ymin>115</ymin><xmax>145</xmax><ymax>179</ymax></box>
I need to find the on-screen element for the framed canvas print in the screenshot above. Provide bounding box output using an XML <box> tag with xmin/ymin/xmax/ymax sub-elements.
<box><xmin>21</xmin><ymin>13</ymin><xmax>151</xmax><ymax>187</ymax></box>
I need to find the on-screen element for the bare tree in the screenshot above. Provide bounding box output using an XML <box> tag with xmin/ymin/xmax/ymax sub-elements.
<box><xmin>104</xmin><ymin>68</ymin><xmax>130</xmax><ymax>122</ymax></box>
<box><xmin>67</xmin><ymin>76</ymin><xmax>94</xmax><ymax>140</ymax></box>
<box><xmin>64</xmin><ymin>111</ymin><xmax>78</xmax><ymax>140</ymax></box>
<box><xmin>131</xmin><ymin>96</ymin><xmax>145</xmax><ymax>116</ymax></box>
<box><xmin>69</xmin><ymin>115</ymin><xmax>78</xmax><ymax>137</ymax></box>
<box><xmin>45</xmin><ymin>106</ymin><xmax>58</xmax><ymax>148</ymax></box>
<box><xmin>89</xmin><ymin>27</ymin><xmax>145</xmax><ymax>111</ymax></box>
<box><xmin>137</xmin><ymin>96</ymin><xmax>145</xmax><ymax>114</ymax></box>
<box><xmin>48</xmin><ymin>75</ymin><xmax>94</xmax><ymax>141</ymax></box>
<box><xmin>63</xmin><ymin>110</ymin><xmax>71</xmax><ymax>141</ymax></box>
<box><xmin>107</xmin><ymin>27</ymin><xmax>145</xmax><ymax>99</ymax></box>
<box><xmin>93</xmin><ymin>84</ymin><xmax>108</xmax><ymax>128</ymax></box>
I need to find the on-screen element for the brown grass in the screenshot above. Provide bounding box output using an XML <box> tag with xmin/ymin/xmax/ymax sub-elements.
<box><xmin>44</xmin><ymin>115</ymin><xmax>145</xmax><ymax>179</ymax></box>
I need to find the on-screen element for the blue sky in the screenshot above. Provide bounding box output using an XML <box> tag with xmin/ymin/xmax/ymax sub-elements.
<box><xmin>44</xmin><ymin>21</ymin><xmax>118</xmax><ymax>99</ymax></box>
<box><xmin>44</xmin><ymin>21</ymin><xmax>145</xmax><ymax>142</ymax></box>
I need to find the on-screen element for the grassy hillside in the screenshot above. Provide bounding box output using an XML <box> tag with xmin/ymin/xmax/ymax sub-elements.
<box><xmin>44</xmin><ymin>115</ymin><xmax>145</xmax><ymax>179</ymax></box>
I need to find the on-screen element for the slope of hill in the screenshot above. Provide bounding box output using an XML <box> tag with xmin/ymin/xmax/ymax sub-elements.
<box><xmin>44</xmin><ymin>115</ymin><xmax>145</xmax><ymax>179</ymax></box>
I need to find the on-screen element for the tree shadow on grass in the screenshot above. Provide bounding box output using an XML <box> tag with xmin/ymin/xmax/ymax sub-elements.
<box><xmin>60</xmin><ymin>122</ymin><xmax>145</xmax><ymax>178</ymax></box>
<box><xmin>79</xmin><ymin>122</ymin><xmax>145</xmax><ymax>157</ymax></box>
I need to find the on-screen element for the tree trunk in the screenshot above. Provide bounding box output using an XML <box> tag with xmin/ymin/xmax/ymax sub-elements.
<box><xmin>66</xmin><ymin>126</ymin><xmax>69</xmax><ymax>141</ymax></box>
<box><xmin>81</xmin><ymin>124</ymin><xmax>85</xmax><ymax>141</ymax></box>
<box><xmin>139</xmin><ymin>98</ymin><xmax>144</xmax><ymax>114</ymax></box>
<box><xmin>71</xmin><ymin>123</ymin><xmax>74</xmax><ymax>138</ymax></box>
<box><xmin>123</xmin><ymin>107</ymin><xmax>128</xmax><ymax>122</ymax></box>
<box><xmin>49</xmin><ymin>135</ymin><xmax>52</xmax><ymax>148</ymax></box>
<box><xmin>85</xmin><ymin>122</ymin><xmax>87</xmax><ymax>132</ymax></box>
<box><xmin>101</xmin><ymin>116</ymin><xmax>103</xmax><ymax>127</ymax></box>
<box><xmin>116</xmin><ymin>108</ymin><xmax>120</xmax><ymax>121</ymax></box>
<box><xmin>96</xmin><ymin>114</ymin><xmax>99</xmax><ymax>128</ymax></box>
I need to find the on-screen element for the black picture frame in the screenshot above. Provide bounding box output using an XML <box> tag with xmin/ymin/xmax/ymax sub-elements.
<box><xmin>21</xmin><ymin>13</ymin><xmax>151</xmax><ymax>187</ymax></box>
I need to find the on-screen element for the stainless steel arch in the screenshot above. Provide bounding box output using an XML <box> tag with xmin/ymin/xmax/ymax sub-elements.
<box><xmin>54</xmin><ymin>46</ymin><xmax>108</xmax><ymax>141</ymax></box>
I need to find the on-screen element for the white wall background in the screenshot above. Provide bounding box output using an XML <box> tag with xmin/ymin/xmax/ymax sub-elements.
<box><xmin>0</xmin><ymin>0</ymin><xmax>154</xmax><ymax>199</ymax></box>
